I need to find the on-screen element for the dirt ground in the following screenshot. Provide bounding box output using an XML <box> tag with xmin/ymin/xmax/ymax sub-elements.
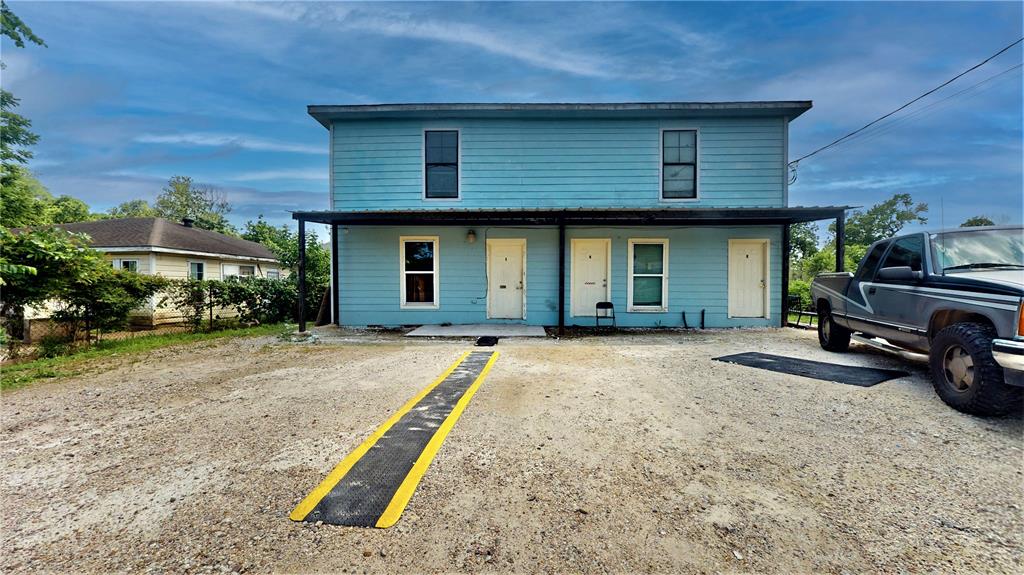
<box><xmin>1</xmin><ymin>327</ymin><xmax>1022</xmax><ymax>574</ymax></box>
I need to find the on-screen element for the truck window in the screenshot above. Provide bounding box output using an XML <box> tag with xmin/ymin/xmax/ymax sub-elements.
<box><xmin>854</xmin><ymin>242</ymin><xmax>888</xmax><ymax>280</ymax></box>
<box><xmin>880</xmin><ymin>235</ymin><xmax>924</xmax><ymax>272</ymax></box>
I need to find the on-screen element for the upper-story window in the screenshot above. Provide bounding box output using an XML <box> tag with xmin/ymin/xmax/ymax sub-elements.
<box><xmin>425</xmin><ymin>130</ymin><xmax>459</xmax><ymax>199</ymax></box>
<box><xmin>662</xmin><ymin>130</ymin><xmax>697</xmax><ymax>200</ymax></box>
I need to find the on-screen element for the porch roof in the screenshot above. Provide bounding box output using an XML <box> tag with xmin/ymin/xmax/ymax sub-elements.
<box><xmin>291</xmin><ymin>206</ymin><xmax>851</xmax><ymax>226</ymax></box>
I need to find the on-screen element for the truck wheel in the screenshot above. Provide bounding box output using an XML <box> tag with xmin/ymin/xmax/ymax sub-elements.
<box><xmin>929</xmin><ymin>323</ymin><xmax>1023</xmax><ymax>416</ymax></box>
<box><xmin>818</xmin><ymin>303</ymin><xmax>851</xmax><ymax>352</ymax></box>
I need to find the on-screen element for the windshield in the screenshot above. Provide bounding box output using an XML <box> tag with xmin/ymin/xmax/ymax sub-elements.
<box><xmin>931</xmin><ymin>228</ymin><xmax>1024</xmax><ymax>273</ymax></box>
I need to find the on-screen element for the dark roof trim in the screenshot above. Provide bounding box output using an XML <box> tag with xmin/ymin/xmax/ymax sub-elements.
<box><xmin>293</xmin><ymin>207</ymin><xmax>849</xmax><ymax>226</ymax></box>
<box><xmin>308</xmin><ymin>101</ymin><xmax>813</xmax><ymax>128</ymax></box>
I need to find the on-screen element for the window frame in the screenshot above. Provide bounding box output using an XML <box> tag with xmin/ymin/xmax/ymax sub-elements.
<box><xmin>877</xmin><ymin>234</ymin><xmax>926</xmax><ymax>279</ymax></box>
<box><xmin>266</xmin><ymin>269</ymin><xmax>280</xmax><ymax>280</ymax></box>
<box><xmin>112</xmin><ymin>258</ymin><xmax>140</xmax><ymax>272</ymax></box>
<box><xmin>188</xmin><ymin>261</ymin><xmax>205</xmax><ymax>280</ymax></box>
<box><xmin>399</xmin><ymin>235</ymin><xmax>440</xmax><ymax>309</ymax></box>
<box><xmin>659</xmin><ymin>128</ymin><xmax>699</xmax><ymax>202</ymax></box>
<box><xmin>222</xmin><ymin>263</ymin><xmax>256</xmax><ymax>278</ymax></box>
<box><xmin>627</xmin><ymin>238</ymin><xmax>670</xmax><ymax>312</ymax></box>
<box><xmin>422</xmin><ymin>129</ymin><xmax>461</xmax><ymax>201</ymax></box>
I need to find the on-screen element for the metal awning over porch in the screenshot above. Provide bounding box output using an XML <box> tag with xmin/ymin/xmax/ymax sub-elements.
<box><xmin>291</xmin><ymin>206</ymin><xmax>852</xmax><ymax>334</ymax></box>
<box><xmin>292</xmin><ymin>206</ymin><xmax>850</xmax><ymax>227</ymax></box>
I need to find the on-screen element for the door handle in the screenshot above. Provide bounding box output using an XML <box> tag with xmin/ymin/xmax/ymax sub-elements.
<box><xmin>868</xmin><ymin>287</ymin><xmax>876</xmax><ymax>295</ymax></box>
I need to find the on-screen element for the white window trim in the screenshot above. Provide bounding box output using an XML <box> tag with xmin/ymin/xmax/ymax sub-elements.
<box><xmin>727</xmin><ymin>238</ymin><xmax>771</xmax><ymax>320</ymax></box>
<box><xmin>112</xmin><ymin>258</ymin><xmax>141</xmax><ymax>272</ymax></box>
<box><xmin>399</xmin><ymin>236</ymin><xmax>440</xmax><ymax>309</ymax></box>
<box><xmin>266</xmin><ymin>269</ymin><xmax>281</xmax><ymax>280</ymax></box>
<box><xmin>422</xmin><ymin>128</ymin><xmax>462</xmax><ymax>201</ymax></box>
<box><xmin>627</xmin><ymin>239</ymin><xmax>669</xmax><ymax>312</ymax></box>
<box><xmin>188</xmin><ymin>260</ymin><xmax>206</xmax><ymax>281</ymax></box>
<box><xmin>222</xmin><ymin>263</ymin><xmax>256</xmax><ymax>278</ymax></box>
<box><xmin>659</xmin><ymin>127</ymin><xmax>700</xmax><ymax>202</ymax></box>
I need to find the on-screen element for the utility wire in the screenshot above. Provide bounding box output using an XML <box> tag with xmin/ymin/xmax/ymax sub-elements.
<box><xmin>829</xmin><ymin>63</ymin><xmax>1023</xmax><ymax>150</ymax></box>
<box><xmin>789</xmin><ymin>37</ymin><xmax>1023</xmax><ymax>168</ymax></box>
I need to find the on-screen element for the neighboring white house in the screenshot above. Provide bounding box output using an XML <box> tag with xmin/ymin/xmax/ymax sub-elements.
<box><xmin>25</xmin><ymin>217</ymin><xmax>284</xmax><ymax>334</ymax></box>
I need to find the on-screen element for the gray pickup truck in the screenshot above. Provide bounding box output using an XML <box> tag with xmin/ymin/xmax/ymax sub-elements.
<box><xmin>811</xmin><ymin>226</ymin><xmax>1024</xmax><ymax>415</ymax></box>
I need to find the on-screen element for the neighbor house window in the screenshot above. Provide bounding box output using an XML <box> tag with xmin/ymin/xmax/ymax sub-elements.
<box><xmin>222</xmin><ymin>264</ymin><xmax>255</xmax><ymax>278</ymax></box>
<box><xmin>400</xmin><ymin>236</ymin><xmax>439</xmax><ymax>308</ymax></box>
<box><xmin>425</xmin><ymin>130</ymin><xmax>459</xmax><ymax>199</ymax></box>
<box><xmin>266</xmin><ymin>270</ymin><xmax>280</xmax><ymax>280</ymax></box>
<box><xmin>112</xmin><ymin>259</ymin><xmax>139</xmax><ymax>272</ymax></box>
<box><xmin>662</xmin><ymin>130</ymin><xmax>697</xmax><ymax>199</ymax></box>
<box><xmin>628</xmin><ymin>239</ymin><xmax>669</xmax><ymax>311</ymax></box>
<box><xmin>189</xmin><ymin>262</ymin><xmax>204</xmax><ymax>280</ymax></box>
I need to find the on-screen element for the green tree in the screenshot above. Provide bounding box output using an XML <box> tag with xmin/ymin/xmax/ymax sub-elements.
<box><xmin>833</xmin><ymin>193</ymin><xmax>928</xmax><ymax>245</ymax></box>
<box><xmin>789</xmin><ymin>221</ymin><xmax>819</xmax><ymax>266</ymax></box>
<box><xmin>154</xmin><ymin>176</ymin><xmax>236</xmax><ymax>234</ymax></box>
<box><xmin>242</xmin><ymin>216</ymin><xmax>329</xmax><ymax>322</ymax></box>
<box><xmin>1</xmin><ymin>1</ymin><xmax>45</xmax><ymax>166</ymax></box>
<box><xmin>0</xmin><ymin>165</ymin><xmax>52</xmax><ymax>227</ymax></box>
<box><xmin>47</xmin><ymin>195</ymin><xmax>95</xmax><ymax>224</ymax></box>
<box><xmin>960</xmin><ymin>215</ymin><xmax>994</xmax><ymax>227</ymax></box>
<box><xmin>106</xmin><ymin>199</ymin><xmax>158</xmax><ymax>219</ymax></box>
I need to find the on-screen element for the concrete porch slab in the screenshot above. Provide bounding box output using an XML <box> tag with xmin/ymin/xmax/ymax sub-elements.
<box><xmin>405</xmin><ymin>324</ymin><xmax>547</xmax><ymax>338</ymax></box>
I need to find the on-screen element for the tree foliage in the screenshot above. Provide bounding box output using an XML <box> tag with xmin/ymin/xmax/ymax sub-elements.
<box><xmin>0</xmin><ymin>165</ymin><xmax>53</xmax><ymax>227</ymax></box>
<box><xmin>154</xmin><ymin>176</ymin><xmax>235</xmax><ymax>234</ymax></box>
<box><xmin>960</xmin><ymin>215</ymin><xmax>994</xmax><ymax>228</ymax></box>
<box><xmin>48</xmin><ymin>195</ymin><xmax>94</xmax><ymax>224</ymax></box>
<box><xmin>1</xmin><ymin>1</ymin><xmax>45</xmax><ymax>166</ymax></box>
<box><xmin>833</xmin><ymin>193</ymin><xmax>928</xmax><ymax>246</ymax></box>
<box><xmin>105</xmin><ymin>199</ymin><xmax>158</xmax><ymax>219</ymax></box>
<box><xmin>789</xmin><ymin>222</ymin><xmax>819</xmax><ymax>262</ymax></box>
<box><xmin>164</xmin><ymin>277</ymin><xmax>297</xmax><ymax>332</ymax></box>
<box><xmin>243</xmin><ymin>216</ymin><xmax>329</xmax><ymax>321</ymax></box>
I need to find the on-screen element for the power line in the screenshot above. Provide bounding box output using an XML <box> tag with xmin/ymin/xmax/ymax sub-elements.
<box><xmin>789</xmin><ymin>36</ymin><xmax>1023</xmax><ymax>168</ymax></box>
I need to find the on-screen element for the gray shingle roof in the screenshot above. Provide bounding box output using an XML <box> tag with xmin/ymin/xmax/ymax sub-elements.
<box><xmin>56</xmin><ymin>218</ymin><xmax>277</xmax><ymax>260</ymax></box>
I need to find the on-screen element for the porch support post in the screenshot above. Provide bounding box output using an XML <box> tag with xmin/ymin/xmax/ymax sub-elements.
<box><xmin>330</xmin><ymin>223</ymin><xmax>340</xmax><ymax>325</ymax></box>
<box><xmin>558</xmin><ymin>222</ymin><xmax>566</xmax><ymax>337</ymax></box>
<box><xmin>781</xmin><ymin>223</ymin><xmax>791</xmax><ymax>328</ymax></box>
<box><xmin>835</xmin><ymin>211</ymin><xmax>846</xmax><ymax>272</ymax></box>
<box><xmin>298</xmin><ymin>218</ymin><xmax>307</xmax><ymax>333</ymax></box>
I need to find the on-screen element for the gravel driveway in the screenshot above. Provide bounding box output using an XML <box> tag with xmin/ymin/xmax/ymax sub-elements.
<box><xmin>1</xmin><ymin>328</ymin><xmax>1021</xmax><ymax>573</ymax></box>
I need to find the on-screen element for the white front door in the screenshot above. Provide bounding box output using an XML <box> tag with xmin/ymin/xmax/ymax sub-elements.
<box><xmin>487</xmin><ymin>239</ymin><xmax>525</xmax><ymax>319</ymax></box>
<box><xmin>728</xmin><ymin>239</ymin><xmax>769</xmax><ymax>318</ymax></box>
<box><xmin>571</xmin><ymin>238</ymin><xmax>611</xmax><ymax>317</ymax></box>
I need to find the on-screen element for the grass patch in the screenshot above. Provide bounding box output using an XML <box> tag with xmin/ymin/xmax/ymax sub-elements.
<box><xmin>1</xmin><ymin>323</ymin><xmax>293</xmax><ymax>391</ymax></box>
<box><xmin>787</xmin><ymin>311</ymin><xmax>818</xmax><ymax>326</ymax></box>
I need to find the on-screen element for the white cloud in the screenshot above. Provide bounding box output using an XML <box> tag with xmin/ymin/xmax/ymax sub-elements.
<box><xmin>135</xmin><ymin>133</ymin><xmax>324</xmax><ymax>155</ymax></box>
<box><xmin>818</xmin><ymin>174</ymin><xmax>950</xmax><ymax>191</ymax></box>
<box><xmin>226</xmin><ymin>168</ymin><xmax>327</xmax><ymax>182</ymax></box>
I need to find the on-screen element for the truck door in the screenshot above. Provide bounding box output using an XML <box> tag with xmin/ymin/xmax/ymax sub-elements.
<box><xmin>867</xmin><ymin>235</ymin><xmax>928</xmax><ymax>345</ymax></box>
<box><xmin>843</xmin><ymin>241</ymin><xmax>888</xmax><ymax>334</ymax></box>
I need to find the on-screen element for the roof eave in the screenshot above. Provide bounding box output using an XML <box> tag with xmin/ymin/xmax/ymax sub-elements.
<box><xmin>307</xmin><ymin>101</ymin><xmax>814</xmax><ymax>128</ymax></box>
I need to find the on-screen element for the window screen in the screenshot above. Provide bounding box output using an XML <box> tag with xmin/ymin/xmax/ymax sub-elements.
<box><xmin>425</xmin><ymin>131</ymin><xmax>458</xmax><ymax>199</ymax></box>
<box><xmin>630</xmin><ymin>241</ymin><xmax>667</xmax><ymax>309</ymax></box>
<box><xmin>403</xmin><ymin>239</ymin><xmax>437</xmax><ymax>305</ymax></box>
<box><xmin>662</xmin><ymin>130</ymin><xmax>697</xmax><ymax>199</ymax></box>
<box><xmin>880</xmin><ymin>236</ymin><xmax>924</xmax><ymax>272</ymax></box>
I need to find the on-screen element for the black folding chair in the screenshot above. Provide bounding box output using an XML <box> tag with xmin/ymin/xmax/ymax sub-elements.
<box><xmin>595</xmin><ymin>301</ymin><xmax>616</xmax><ymax>329</ymax></box>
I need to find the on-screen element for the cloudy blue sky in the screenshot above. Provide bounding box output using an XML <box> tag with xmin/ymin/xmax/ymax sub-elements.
<box><xmin>4</xmin><ymin>1</ymin><xmax>1022</xmax><ymax>233</ymax></box>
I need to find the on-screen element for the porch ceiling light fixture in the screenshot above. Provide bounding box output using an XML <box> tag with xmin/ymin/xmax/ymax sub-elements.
<box><xmin>466</xmin><ymin>229</ymin><xmax>477</xmax><ymax>244</ymax></box>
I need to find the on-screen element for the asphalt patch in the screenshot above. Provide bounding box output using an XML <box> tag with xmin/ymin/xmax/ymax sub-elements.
<box><xmin>714</xmin><ymin>352</ymin><xmax>909</xmax><ymax>387</ymax></box>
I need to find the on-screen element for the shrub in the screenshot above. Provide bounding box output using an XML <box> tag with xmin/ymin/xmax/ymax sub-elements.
<box><xmin>165</xmin><ymin>277</ymin><xmax>298</xmax><ymax>332</ymax></box>
<box><xmin>789</xmin><ymin>279</ymin><xmax>812</xmax><ymax>311</ymax></box>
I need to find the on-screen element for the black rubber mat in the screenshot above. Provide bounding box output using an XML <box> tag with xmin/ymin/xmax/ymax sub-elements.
<box><xmin>714</xmin><ymin>352</ymin><xmax>909</xmax><ymax>387</ymax></box>
<box><xmin>303</xmin><ymin>351</ymin><xmax>495</xmax><ymax>527</ymax></box>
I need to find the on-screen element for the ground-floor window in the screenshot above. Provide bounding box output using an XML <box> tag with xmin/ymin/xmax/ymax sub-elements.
<box><xmin>628</xmin><ymin>238</ymin><xmax>669</xmax><ymax>311</ymax></box>
<box><xmin>223</xmin><ymin>264</ymin><xmax>256</xmax><ymax>278</ymax></box>
<box><xmin>400</xmin><ymin>236</ymin><xmax>439</xmax><ymax>308</ymax></box>
<box><xmin>112</xmin><ymin>259</ymin><xmax>139</xmax><ymax>272</ymax></box>
<box><xmin>189</xmin><ymin>261</ymin><xmax>205</xmax><ymax>280</ymax></box>
<box><xmin>266</xmin><ymin>269</ymin><xmax>280</xmax><ymax>280</ymax></box>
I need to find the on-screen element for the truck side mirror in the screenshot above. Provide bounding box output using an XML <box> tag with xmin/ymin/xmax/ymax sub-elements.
<box><xmin>877</xmin><ymin>266</ymin><xmax>924</xmax><ymax>282</ymax></box>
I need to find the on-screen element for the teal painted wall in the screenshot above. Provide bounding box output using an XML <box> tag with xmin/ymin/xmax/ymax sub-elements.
<box><xmin>332</xmin><ymin>117</ymin><xmax>787</xmax><ymax>211</ymax></box>
<box><xmin>337</xmin><ymin>225</ymin><xmax>782</xmax><ymax>328</ymax></box>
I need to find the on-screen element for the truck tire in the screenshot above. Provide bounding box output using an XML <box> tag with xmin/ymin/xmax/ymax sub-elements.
<box><xmin>929</xmin><ymin>322</ymin><xmax>1023</xmax><ymax>416</ymax></box>
<box><xmin>818</xmin><ymin>303</ymin><xmax>851</xmax><ymax>352</ymax></box>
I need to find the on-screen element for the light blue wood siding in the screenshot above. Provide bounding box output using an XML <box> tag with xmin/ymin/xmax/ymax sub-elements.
<box><xmin>337</xmin><ymin>225</ymin><xmax>781</xmax><ymax>328</ymax></box>
<box><xmin>332</xmin><ymin>117</ymin><xmax>787</xmax><ymax>210</ymax></box>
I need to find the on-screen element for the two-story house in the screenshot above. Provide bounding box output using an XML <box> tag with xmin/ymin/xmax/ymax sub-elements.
<box><xmin>293</xmin><ymin>102</ymin><xmax>849</xmax><ymax>334</ymax></box>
